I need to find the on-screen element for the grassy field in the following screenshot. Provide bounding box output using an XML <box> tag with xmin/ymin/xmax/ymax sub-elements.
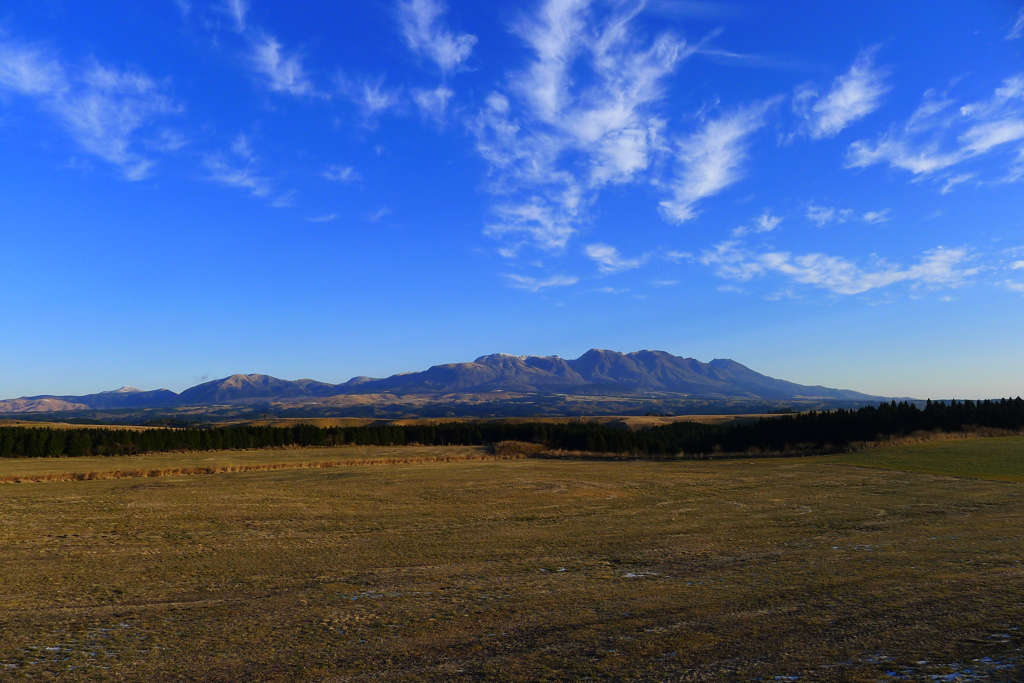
<box><xmin>0</xmin><ymin>440</ymin><xmax>1022</xmax><ymax>681</ymax></box>
<box><xmin>245</xmin><ymin>414</ymin><xmax>781</xmax><ymax>430</ymax></box>
<box><xmin>0</xmin><ymin>420</ymin><xmax>163</xmax><ymax>431</ymax></box>
<box><xmin>832</xmin><ymin>435</ymin><xmax>1024</xmax><ymax>482</ymax></box>
<box><xmin>0</xmin><ymin>446</ymin><xmax>502</xmax><ymax>483</ymax></box>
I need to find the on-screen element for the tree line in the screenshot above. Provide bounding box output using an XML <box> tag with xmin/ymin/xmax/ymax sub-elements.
<box><xmin>1</xmin><ymin>398</ymin><xmax>1022</xmax><ymax>459</ymax></box>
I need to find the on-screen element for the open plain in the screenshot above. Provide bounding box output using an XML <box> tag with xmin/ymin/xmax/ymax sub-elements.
<box><xmin>1</xmin><ymin>439</ymin><xmax>1023</xmax><ymax>681</ymax></box>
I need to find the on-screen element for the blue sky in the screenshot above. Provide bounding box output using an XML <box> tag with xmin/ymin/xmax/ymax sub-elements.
<box><xmin>1</xmin><ymin>0</ymin><xmax>1023</xmax><ymax>400</ymax></box>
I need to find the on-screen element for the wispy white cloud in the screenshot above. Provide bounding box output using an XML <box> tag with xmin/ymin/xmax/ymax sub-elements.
<box><xmin>222</xmin><ymin>0</ymin><xmax>248</xmax><ymax>32</ymax></box>
<box><xmin>701</xmin><ymin>241</ymin><xmax>977</xmax><ymax>295</ymax></box>
<box><xmin>1008</xmin><ymin>4</ymin><xmax>1024</xmax><ymax>40</ymax></box>
<box><xmin>484</xmin><ymin>198</ymin><xmax>580</xmax><ymax>251</ymax></box>
<box><xmin>231</xmin><ymin>132</ymin><xmax>255</xmax><ymax>160</ymax></box>
<box><xmin>848</xmin><ymin>135</ymin><xmax>961</xmax><ymax>175</ymax></box>
<box><xmin>250</xmin><ymin>34</ymin><xmax>316</xmax><ymax>97</ymax></box>
<box><xmin>398</xmin><ymin>0</ymin><xmax>476</xmax><ymax>73</ymax></box>
<box><xmin>940</xmin><ymin>173</ymin><xmax>975</xmax><ymax>194</ymax></box>
<box><xmin>472</xmin><ymin>92</ymin><xmax>567</xmax><ymax>191</ymax></box>
<box><xmin>308</xmin><ymin>214</ymin><xmax>338</xmax><ymax>223</ymax></box>
<box><xmin>504</xmin><ymin>273</ymin><xmax>579</xmax><ymax>292</ymax></box>
<box><xmin>718</xmin><ymin>283</ymin><xmax>747</xmax><ymax>294</ymax></box>
<box><xmin>793</xmin><ymin>46</ymin><xmax>889</xmax><ymax>139</ymax></box>
<box><xmin>412</xmin><ymin>84</ymin><xmax>453</xmax><ymax>124</ymax></box>
<box><xmin>322</xmin><ymin>164</ymin><xmax>360</xmax><ymax>183</ymax></box>
<box><xmin>52</xmin><ymin>79</ymin><xmax>178</xmax><ymax>180</ymax></box>
<box><xmin>695</xmin><ymin>44</ymin><xmax>811</xmax><ymax>71</ymax></box>
<box><xmin>150</xmin><ymin>128</ymin><xmax>189</xmax><ymax>152</ymax></box>
<box><xmin>806</xmin><ymin>204</ymin><xmax>853</xmax><ymax>227</ymax></box>
<box><xmin>510</xmin><ymin>0</ymin><xmax>588</xmax><ymax>125</ymax></box>
<box><xmin>0</xmin><ymin>38</ymin><xmax>180</xmax><ymax>180</ymax></box>
<box><xmin>175</xmin><ymin>0</ymin><xmax>192</xmax><ymax>18</ymax></box>
<box><xmin>1003</xmin><ymin>146</ymin><xmax>1024</xmax><ymax>183</ymax></box>
<box><xmin>697</xmin><ymin>240</ymin><xmax>764</xmax><ymax>281</ymax></box>
<box><xmin>863</xmin><ymin>209</ymin><xmax>891</xmax><ymax>224</ymax></box>
<box><xmin>847</xmin><ymin>74</ymin><xmax>1024</xmax><ymax>181</ymax></box>
<box><xmin>203</xmin><ymin>134</ymin><xmax>276</xmax><ymax>199</ymax></box>
<box><xmin>660</xmin><ymin>98</ymin><xmax>779</xmax><ymax>223</ymax></box>
<box><xmin>0</xmin><ymin>38</ymin><xmax>67</xmax><ymax>95</ymax></box>
<box><xmin>651</xmin><ymin>279</ymin><xmax>678</xmax><ymax>286</ymax></box>
<box><xmin>664</xmin><ymin>250</ymin><xmax>693</xmax><ymax>263</ymax></box>
<box><xmin>1010</xmin><ymin>260</ymin><xmax>1024</xmax><ymax>270</ymax></box>
<box><xmin>472</xmin><ymin>0</ymin><xmax>704</xmax><ymax>251</ymax></box>
<box><xmin>360</xmin><ymin>79</ymin><xmax>401</xmax><ymax>117</ymax></box>
<box><xmin>337</xmin><ymin>74</ymin><xmax>402</xmax><ymax>123</ymax></box>
<box><xmin>733</xmin><ymin>210</ymin><xmax>782</xmax><ymax>236</ymax></box>
<box><xmin>368</xmin><ymin>207</ymin><xmax>392</xmax><ymax>222</ymax></box>
<box><xmin>1003</xmin><ymin>280</ymin><xmax>1024</xmax><ymax>293</ymax></box>
<box><xmin>203</xmin><ymin>153</ymin><xmax>271</xmax><ymax>197</ymax></box>
<box><xmin>584</xmin><ymin>243</ymin><xmax>648</xmax><ymax>273</ymax></box>
<box><xmin>753</xmin><ymin>211</ymin><xmax>783</xmax><ymax>233</ymax></box>
<box><xmin>270</xmin><ymin>190</ymin><xmax>296</xmax><ymax>208</ymax></box>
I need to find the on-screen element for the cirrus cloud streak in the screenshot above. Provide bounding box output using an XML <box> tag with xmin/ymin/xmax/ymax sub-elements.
<box><xmin>0</xmin><ymin>36</ymin><xmax>180</xmax><ymax>180</ymax></box>
<box><xmin>701</xmin><ymin>241</ymin><xmax>977</xmax><ymax>295</ymax></box>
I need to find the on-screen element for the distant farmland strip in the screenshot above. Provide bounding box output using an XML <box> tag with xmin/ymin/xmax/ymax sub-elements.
<box><xmin>0</xmin><ymin>448</ymin><xmax>525</xmax><ymax>484</ymax></box>
<box><xmin>1</xmin><ymin>398</ymin><xmax>1022</xmax><ymax>458</ymax></box>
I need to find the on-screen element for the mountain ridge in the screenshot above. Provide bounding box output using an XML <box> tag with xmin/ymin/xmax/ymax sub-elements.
<box><xmin>0</xmin><ymin>349</ymin><xmax>885</xmax><ymax>413</ymax></box>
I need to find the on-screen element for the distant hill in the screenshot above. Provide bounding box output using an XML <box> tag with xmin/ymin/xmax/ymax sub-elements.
<box><xmin>0</xmin><ymin>350</ymin><xmax>884</xmax><ymax>414</ymax></box>
<box><xmin>0</xmin><ymin>388</ymin><xmax>178</xmax><ymax>413</ymax></box>
<box><xmin>176</xmin><ymin>374</ymin><xmax>340</xmax><ymax>405</ymax></box>
<box><xmin>338</xmin><ymin>350</ymin><xmax>878</xmax><ymax>400</ymax></box>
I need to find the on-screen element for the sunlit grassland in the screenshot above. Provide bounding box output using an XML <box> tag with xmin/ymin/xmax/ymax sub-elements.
<box><xmin>0</xmin><ymin>442</ymin><xmax>1022</xmax><ymax>680</ymax></box>
<box><xmin>0</xmin><ymin>445</ymin><xmax>498</xmax><ymax>483</ymax></box>
<box><xmin>832</xmin><ymin>435</ymin><xmax>1024</xmax><ymax>482</ymax></box>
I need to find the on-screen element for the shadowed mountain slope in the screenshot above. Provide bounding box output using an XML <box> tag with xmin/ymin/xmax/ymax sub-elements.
<box><xmin>0</xmin><ymin>388</ymin><xmax>178</xmax><ymax>413</ymax></box>
<box><xmin>341</xmin><ymin>350</ymin><xmax>878</xmax><ymax>400</ymax></box>
<box><xmin>0</xmin><ymin>350</ymin><xmax>883</xmax><ymax>413</ymax></box>
<box><xmin>175</xmin><ymin>374</ymin><xmax>340</xmax><ymax>405</ymax></box>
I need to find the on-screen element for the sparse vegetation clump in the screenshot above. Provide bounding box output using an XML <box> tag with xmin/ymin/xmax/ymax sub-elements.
<box><xmin>490</xmin><ymin>440</ymin><xmax>547</xmax><ymax>457</ymax></box>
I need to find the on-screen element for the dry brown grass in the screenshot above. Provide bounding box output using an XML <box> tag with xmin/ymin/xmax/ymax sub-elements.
<box><xmin>0</xmin><ymin>453</ymin><xmax>529</xmax><ymax>485</ymax></box>
<box><xmin>0</xmin><ymin>446</ymin><xmax>524</xmax><ymax>485</ymax></box>
<box><xmin>864</xmin><ymin>426</ymin><xmax>1024</xmax><ymax>447</ymax></box>
<box><xmin>490</xmin><ymin>440</ymin><xmax>548</xmax><ymax>457</ymax></box>
<box><xmin>246</xmin><ymin>413</ymin><xmax>784</xmax><ymax>431</ymax></box>
<box><xmin>0</xmin><ymin>420</ymin><xmax>164</xmax><ymax>431</ymax></box>
<box><xmin>0</xmin><ymin>445</ymin><xmax>1023</xmax><ymax>680</ymax></box>
<box><xmin>242</xmin><ymin>417</ymin><xmax>380</xmax><ymax>428</ymax></box>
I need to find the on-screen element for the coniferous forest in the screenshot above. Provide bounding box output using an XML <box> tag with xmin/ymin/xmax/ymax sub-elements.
<box><xmin>1</xmin><ymin>398</ymin><xmax>1022</xmax><ymax>459</ymax></box>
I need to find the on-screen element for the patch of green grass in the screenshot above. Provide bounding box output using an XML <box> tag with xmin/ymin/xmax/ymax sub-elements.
<box><xmin>832</xmin><ymin>436</ymin><xmax>1024</xmax><ymax>482</ymax></box>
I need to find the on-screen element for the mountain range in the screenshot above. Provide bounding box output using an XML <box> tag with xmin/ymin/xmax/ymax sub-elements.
<box><xmin>0</xmin><ymin>350</ymin><xmax>883</xmax><ymax>414</ymax></box>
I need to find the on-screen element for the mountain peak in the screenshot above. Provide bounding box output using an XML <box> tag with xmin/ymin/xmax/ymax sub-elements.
<box><xmin>175</xmin><ymin>373</ymin><xmax>338</xmax><ymax>405</ymax></box>
<box><xmin>474</xmin><ymin>353</ymin><xmax>529</xmax><ymax>364</ymax></box>
<box><xmin>101</xmin><ymin>386</ymin><xmax>141</xmax><ymax>394</ymax></box>
<box><xmin>226</xmin><ymin>373</ymin><xmax>272</xmax><ymax>382</ymax></box>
